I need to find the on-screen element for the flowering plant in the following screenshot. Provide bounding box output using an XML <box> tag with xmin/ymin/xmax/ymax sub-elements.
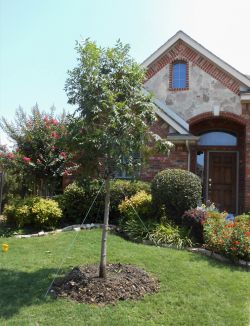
<box><xmin>0</xmin><ymin>106</ymin><xmax>78</xmax><ymax>196</ymax></box>
<box><xmin>204</xmin><ymin>213</ymin><xmax>250</xmax><ymax>261</ymax></box>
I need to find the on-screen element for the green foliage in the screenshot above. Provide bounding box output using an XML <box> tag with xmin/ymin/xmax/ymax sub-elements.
<box><xmin>182</xmin><ymin>208</ymin><xmax>207</xmax><ymax>243</ymax></box>
<box><xmin>119</xmin><ymin>217</ymin><xmax>153</xmax><ymax>241</ymax></box>
<box><xmin>65</xmin><ymin>39</ymin><xmax>173</xmax><ymax>178</ymax></box>
<box><xmin>151</xmin><ymin>169</ymin><xmax>202</xmax><ymax>223</ymax></box>
<box><xmin>149</xmin><ymin>223</ymin><xmax>192</xmax><ymax>248</ymax></box>
<box><xmin>118</xmin><ymin>189</ymin><xmax>192</xmax><ymax>247</ymax></box>
<box><xmin>235</xmin><ymin>214</ymin><xmax>250</xmax><ymax>223</ymax></box>
<box><xmin>109</xmin><ymin>179</ymin><xmax>150</xmax><ymax>221</ymax></box>
<box><xmin>3</xmin><ymin>197</ymin><xmax>62</xmax><ymax>229</ymax></box>
<box><xmin>118</xmin><ymin>190</ymin><xmax>152</xmax><ymax>227</ymax></box>
<box><xmin>60</xmin><ymin>179</ymin><xmax>150</xmax><ymax>224</ymax></box>
<box><xmin>204</xmin><ymin>214</ymin><xmax>250</xmax><ymax>261</ymax></box>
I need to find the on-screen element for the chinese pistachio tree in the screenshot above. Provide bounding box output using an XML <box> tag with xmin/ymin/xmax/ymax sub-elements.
<box><xmin>0</xmin><ymin>105</ymin><xmax>76</xmax><ymax>196</ymax></box>
<box><xmin>65</xmin><ymin>40</ymin><xmax>173</xmax><ymax>278</ymax></box>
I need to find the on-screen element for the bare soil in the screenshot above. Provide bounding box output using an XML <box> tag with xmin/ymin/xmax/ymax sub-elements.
<box><xmin>52</xmin><ymin>263</ymin><xmax>159</xmax><ymax>304</ymax></box>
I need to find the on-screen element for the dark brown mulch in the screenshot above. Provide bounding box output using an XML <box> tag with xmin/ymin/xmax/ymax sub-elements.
<box><xmin>51</xmin><ymin>263</ymin><xmax>159</xmax><ymax>304</ymax></box>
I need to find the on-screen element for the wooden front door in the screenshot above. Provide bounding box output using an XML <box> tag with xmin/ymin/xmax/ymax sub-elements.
<box><xmin>208</xmin><ymin>152</ymin><xmax>237</xmax><ymax>213</ymax></box>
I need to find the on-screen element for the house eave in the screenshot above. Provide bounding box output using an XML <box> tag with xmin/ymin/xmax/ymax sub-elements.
<box><xmin>240</xmin><ymin>92</ymin><xmax>250</xmax><ymax>103</ymax></box>
<box><xmin>167</xmin><ymin>134</ymin><xmax>199</xmax><ymax>144</ymax></box>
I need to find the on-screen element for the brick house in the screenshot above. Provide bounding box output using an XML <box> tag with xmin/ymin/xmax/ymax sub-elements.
<box><xmin>141</xmin><ymin>31</ymin><xmax>250</xmax><ymax>214</ymax></box>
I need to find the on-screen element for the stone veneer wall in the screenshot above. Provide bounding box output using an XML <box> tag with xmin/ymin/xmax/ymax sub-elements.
<box><xmin>144</xmin><ymin>63</ymin><xmax>242</xmax><ymax>122</ymax></box>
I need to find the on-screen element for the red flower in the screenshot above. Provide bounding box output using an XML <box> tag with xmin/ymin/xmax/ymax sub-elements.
<box><xmin>23</xmin><ymin>157</ymin><xmax>31</xmax><ymax>164</ymax></box>
<box><xmin>245</xmin><ymin>231</ymin><xmax>250</xmax><ymax>237</ymax></box>
<box><xmin>51</xmin><ymin>131</ymin><xmax>59</xmax><ymax>139</ymax></box>
<box><xmin>59</xmin><ymin>152</ymin><xmax>66</xmax><ymax>158</ymax></box>
<box><xmin>230</xmin><ymin>247</ymin><xmax>237</xmax><ymax>251</ymax></box>
<box><xmin>7</xmin><ymin>153</ymin><xmax>15</xmax><ymax>159</ymax></box>
<box><xmin>234</xmin><ymin>241</ymin><xmax>240</xmax><ymax>245</ymax></box>
<box><xmin>44</xmin><ymin>116</ymin><xmax>49</xmax><ymax>123</ymax></box>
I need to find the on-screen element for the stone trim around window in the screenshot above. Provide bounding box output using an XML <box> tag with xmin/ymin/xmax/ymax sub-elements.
<box><xmin>169</xmin><ymin>60</ymin><xmax>189</xmax><ymax>91</ymax></box>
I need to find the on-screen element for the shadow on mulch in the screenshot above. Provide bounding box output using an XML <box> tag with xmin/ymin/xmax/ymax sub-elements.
<box><xmin>52</xmin><ymin>263</ymin><xmax>160</xmax><ymax>305</ymax></box>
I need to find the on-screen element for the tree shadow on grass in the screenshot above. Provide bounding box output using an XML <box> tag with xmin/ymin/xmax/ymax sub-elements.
<box><xmin>0</xmin><ymin>267</ymin><xmax>68</xmax><ymax>319</ymax></box>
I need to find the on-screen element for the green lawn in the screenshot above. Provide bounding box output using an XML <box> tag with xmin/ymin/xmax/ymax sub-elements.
<box><xmin>0</xmin><ymin>229</ymin><xmax>249</xmax><ymax>326</ymax></box>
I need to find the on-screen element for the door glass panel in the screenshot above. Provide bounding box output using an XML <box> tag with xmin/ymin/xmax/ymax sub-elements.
<box><xmin>196</xmin><ymin>151</ymin><xmax>205</xmax><ymax>201</ymax></box>
<box><xmin>198</xmin><ymin>131</ymin><xmax>237</xmax><ymax>146</ymax></box>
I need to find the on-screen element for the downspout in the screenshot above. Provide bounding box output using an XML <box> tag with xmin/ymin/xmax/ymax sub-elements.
<box><xmin>186</xmin><ymin>140</ymin><xmax>190</xmax><ymax>171</ymax></box>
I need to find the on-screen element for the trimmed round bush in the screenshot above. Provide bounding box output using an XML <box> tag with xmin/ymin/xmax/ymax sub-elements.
<box><xmin>151</xmin><ymin>169</ymin><xmax>202</xmax><ymax>223</ymax></box>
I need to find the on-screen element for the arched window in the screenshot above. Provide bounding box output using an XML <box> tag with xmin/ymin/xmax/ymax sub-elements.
<box><xmin>198</xmin><ymin>131</ymin><xmax>237</xmax><ymax>146</ymax></box>
<box><xmin>172</xmin><ymin>61</ymin><xmax>188</xmax><ymax>89</ymax></box>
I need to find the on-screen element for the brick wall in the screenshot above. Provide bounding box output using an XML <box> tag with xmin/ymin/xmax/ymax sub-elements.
<box><xmin>140</xmin><ymin>147</ymin><xmax>188</xmax><ymax>181</ymax></box>
<box><xmin>141</xmin><ymin>115</ymin><xmax>188</xmax><ymax>181</ymax></box>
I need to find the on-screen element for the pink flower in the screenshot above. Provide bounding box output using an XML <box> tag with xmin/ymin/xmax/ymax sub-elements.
<box><xmin>63</xmin><ymin>171</ymin><xmax>69</xmax><ymax>176</ymax></box>
<box><xmin>59</xmin><ymin>152</ymin><xmax>66</xmax><ymax>158</ymax></box>
<box><xmin>37</xmin><ymin>159</ymin><xmax>42</xmax><ymax>164</ymax></box>
<box><xmin>51</xmin><ymin>118</ymin><xmax>58</xmax><ymax>126</ymax></box>
<box><xmin>44</xmin><ymin>116</ymin><xmax>49</xmax><ymax>123</ymax></box>
<box><xmin>51</xmin><ymin>131</ymin><xmax>59</xmax><ymax>139</ymax></box>
<box><xmin>23</xmin><ymin>157</ymin><xmax>31</xmax><ymax>164</ymax></box>
<box><xmin>7</xmin><ymin>153</ymin><xmax>15</xmax><ymax>159</ymax></box>
<box><xmin>51</xmin><ymin>146</ymin><xmax>56</xmax><ymax>150</ymax></box>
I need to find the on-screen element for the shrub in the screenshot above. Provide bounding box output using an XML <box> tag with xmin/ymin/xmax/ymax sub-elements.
<box><xmin>119</xmin><ymin>217</ymin><xmax>153</xmax><ymax>241</ymax></box>
<box><xmin>60</xmin><ymin>179</ymin><xmax>150</xmax><ymax>225</ymax></box>
<box><xmin>3</xmin><ymin>197</ymin><xmax>62</xmax><ymax>229</ymax></box>
<box><xmin>109</xmin><ymin>179</ymin><xmax>150</xmax><ymax>222</ymax></box>
<box><xmin>204</xmin><ymin>214</ymin><xmax>250</xmax><ymax>261</ymax></box>
<box><xmin>235</xmin><ymin>214</ymin><xmax>250</xmax><ymax>223</ymax></box>
<box><xmin>3</xmin><ymin>197</ymin><xmax>37</xmax><ymax>227</ymax></box>
<box><xmin>31</xmin><ymin>198</ymin><xmax>62</xmax><ymax>229</ymax></box>
<box><xmin>118</xmin><ymin>191</ymin><xmax>152</xmax><ymax>227</ymax></box>
<box><xmin>182</xmin><ymin>208</ymin><xmax>207</xmax><ymax>243</ymax></box>
<box><xmin>151</xmin><ymin>169</ymin><xmax>202</xmax><ymax>223</ymax></box>
<box><xmin>149</xmin><ymin>223</ymin><xmax>192</xmax><ymax>248</ymax></box>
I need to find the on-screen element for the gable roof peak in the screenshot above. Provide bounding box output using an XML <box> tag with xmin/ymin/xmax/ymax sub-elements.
<box><xmin>142</xmin><ymin>31</ymin><xmax>250</xmax><ymax>89</ymax></box>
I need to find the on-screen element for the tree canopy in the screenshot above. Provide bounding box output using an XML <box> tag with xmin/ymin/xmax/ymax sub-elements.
<box><xmin>65</xmin><ymin>40</ymin><xmax>172</xmax><ymax>178</ymax></box>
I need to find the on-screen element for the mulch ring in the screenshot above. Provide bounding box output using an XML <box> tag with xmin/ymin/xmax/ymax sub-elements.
<box><xmin>51</xmin><ymin>263</ymin><xmax>160</xmax><ymax>305</ymax></box>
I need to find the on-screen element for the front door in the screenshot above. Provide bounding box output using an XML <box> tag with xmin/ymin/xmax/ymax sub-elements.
<box><xmin>208</xmin><ymin>152</ymin><xmax>237</xmax><ymax>213</ymax></box>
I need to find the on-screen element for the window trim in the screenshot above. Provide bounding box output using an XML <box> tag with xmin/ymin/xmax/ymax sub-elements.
<box><xmin>169</xmin><ymin>60</ymin><xmax>189</xmax><ymax>91</ymax></box>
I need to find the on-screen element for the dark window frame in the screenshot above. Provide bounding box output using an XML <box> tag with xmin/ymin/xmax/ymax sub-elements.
<box><xmin>169</xmin><ymin>60</ymin><xmax>189</xmax><ymax>91</ymax></box>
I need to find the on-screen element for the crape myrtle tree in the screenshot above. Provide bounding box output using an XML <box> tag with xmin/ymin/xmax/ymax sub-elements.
<box><xmin>65</xmin><ymin>40</ymin><xmax>173</xmax><ymax>278</ymax></box>
<box><xmin>0</xmin><ymin>105</ymin><xmax>77</xmax><ymax>197</ymax></box>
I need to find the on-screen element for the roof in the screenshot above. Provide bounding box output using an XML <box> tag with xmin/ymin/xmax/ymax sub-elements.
<box><xmin>142</xmin><ymin>31</ymin><xmax>250</xmax><ymax>89</ymax></box>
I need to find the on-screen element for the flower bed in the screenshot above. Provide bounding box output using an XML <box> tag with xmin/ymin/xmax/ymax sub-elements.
<box><xmin>203</xmin><ymin>213</ymin><xmax>250</xmax><ymax>262</ymax></box>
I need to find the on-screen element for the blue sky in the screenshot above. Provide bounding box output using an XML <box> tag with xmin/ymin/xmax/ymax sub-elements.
<box><xmin>1</xmin><ymin>0</ymin><xmax>250</xmax><ymax>144</ymax></box>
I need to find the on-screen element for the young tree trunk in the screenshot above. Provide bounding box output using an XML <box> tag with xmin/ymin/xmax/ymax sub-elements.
<box><xmin>99</xmin><ymin>175</ymin><xmax>111</xmax><ymax>278</ymax></box>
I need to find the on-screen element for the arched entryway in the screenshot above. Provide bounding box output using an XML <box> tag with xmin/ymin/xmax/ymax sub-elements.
<box><xmin>189</xmin><ymin>114</ymin><xmax>246</xmax><ymax>213</ymax></box>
